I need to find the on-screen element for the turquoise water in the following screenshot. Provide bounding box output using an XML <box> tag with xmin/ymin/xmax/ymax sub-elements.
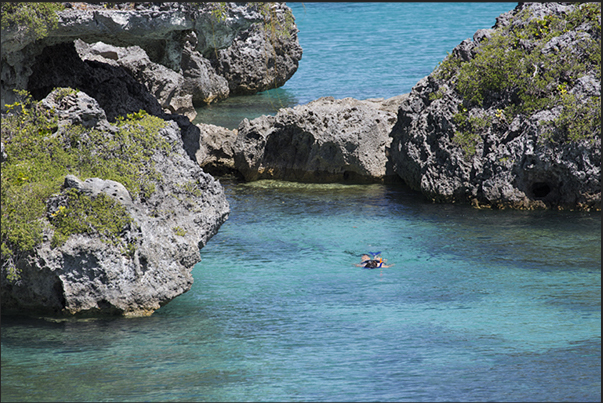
<box><xmin>2</xmin><ymin>3</ymin><xmax>601</xmax><ymax>402</ymax></box>
<box><xmin>194</xmin><ymin>2</ymin><xmax>520</xmax><ymax>129</ymax></box>
<box><xmin>2</xmin><ymin>181</ymin><xmax>600</xmax><ymax>401</ymax></box>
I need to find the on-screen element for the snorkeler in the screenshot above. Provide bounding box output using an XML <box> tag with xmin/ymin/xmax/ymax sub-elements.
<box><xmin>355</xmin><ymin>252</ymin><xmax>394</xmax><ymax>269</ymax></box>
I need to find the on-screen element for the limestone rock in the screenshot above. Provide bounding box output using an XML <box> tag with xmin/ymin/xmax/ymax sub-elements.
<box><xmin>181</xmin><ymin>39</ymin><xmax>230</xmax><ymax>106</ymax></box>
<box><xmin>233</xmin><ymin>95</ymin><xmax>407</xmax><ymax>183</ymax></box>
<box><xmin>389</xmin><ymin>2</ymin><xmax>601</xmax><ymax>210</ymax></box>
<box><xmin>28</xmin><ymin>41</ymin><xmax>164</xmax><ymax>122</ymax></box>
<box><xmin>41</xmin><ymin>87</ymin><xmax>110</xmax><ymax>129</ymax></box>
<box><xmin>208</xmin><ymin>3</ymin><xmax>303</xmax><ymax>95</ymax></box>
<box><xmin>196</xmin><ymin>123</ymin><xmax>240</xmax><ymax>177</ymax></box>
<box><xmin>1</xmin><ymin>89</ymin><xmax>230</xmax><ymax>317</ymax></box>
<box><xmin>1</xmin><ymin>2</ymin><xmax>302</xmax><ymax>110</ymax></box>
<box><xmin>75</xmin><ymin>39</ymin><xmax>197</xmax><ymax>120</ymax></box>
<box><xmin>73</xmin><ymin>176</ymin><xmax>133</xmax><ymax>207</ymax></box>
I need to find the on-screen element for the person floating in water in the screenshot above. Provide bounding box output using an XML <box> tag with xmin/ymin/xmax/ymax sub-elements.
<box><xmin>355</xmin><ymin>252</ymin><xmax>394</xmax><ymax>269</ymax></box>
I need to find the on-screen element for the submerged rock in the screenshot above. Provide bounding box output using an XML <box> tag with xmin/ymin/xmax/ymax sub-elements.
<box><xmin>1</xmin><ymin>89</ymin><xmax>230</xmax><ymax>317</ymax></box>
<box><xmin>233</xmin><ymin>95</ymin><xmax>407</xmax><ymax>183</ymax></box>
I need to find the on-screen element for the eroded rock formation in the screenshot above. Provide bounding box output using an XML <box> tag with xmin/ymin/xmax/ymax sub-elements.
<box><xmin>390</xmin><ymin>2</ymin><xmax>600</xmax><ymax>210</ymax></box>
<box><xmin>1</xmin><ymin>2</ymin><xmax>302</xmax><ymax>113</ymax></box>
<box><xmin>233</xmin><ymin>95</ymin><xmax>407</xmax><ymax>183</ymax></box>
<box><xmin>208</xmin><ymin>2</ymin><xmax>304</xmax><ymax>95</ymax></box>
<box><xmin>195</xmin><ymin>123</ymin><xmax>240</xmax><ymax>178</ymax></box>
<box><xmin>1</xmin><ymin>89</ymin><xmax>230</xmax><ymax>317</ymax></box>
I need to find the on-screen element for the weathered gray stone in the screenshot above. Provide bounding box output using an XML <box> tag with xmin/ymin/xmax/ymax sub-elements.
<box><xmin>82</xmin><ymin>178</ymin><xmax>133</xmax><ymax>206</ymax></box>
<box><xmin>41</xmin><ymin>88</ymin><xmax>109</xmax><ymax>129</ymax></box>
<box><xmin>75</xmin><ymin>39</ymin><xmax>197</xmax><ymax>120</ymax></box>
<box><xmin>181</xmin><ymin>37</ymin><xmax>230</xmax><ymax>106</ymax></box>
<box><xmin>28</xmin><ymin>41</ymin><xmax>164</xmax><ymax>122</ymax></box>
<box><xmin>63</xmin><ymin>174</ymin><xmax>85</xmax><ymax>191</ymax></box>
<box><xmin>208</xmin><ymin>3</ymin><xmax>303</xmax><ymax>95</ymax></box>
<box><xmin>1</xmin><ymin>2</ymin><xmax>302</xmax><ymax>110</ymax></box>
<box><xmin>390</xmin><ymin>2</ymin><xmax>601</xmax><ymax>211</ymax></box>
<box><xmin>196</xmin><ymin>123</ymin><xmax>239</xmax><ymax>177</ymax></box>
<box><xmin>1</xmin><ymin>88</ymin><xmax>230</xmax><ymax>317</ymax></box>
<box><xmin>233</xmin><ymin>95</ymin><xmax>407</xmax><ymax>183</ymax></box>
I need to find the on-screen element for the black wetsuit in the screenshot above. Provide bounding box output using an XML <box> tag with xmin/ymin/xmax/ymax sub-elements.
<box><xmin>363</xmin><ymin>260</ymin><xmax>381</xmax><ymax>269</ymax></box>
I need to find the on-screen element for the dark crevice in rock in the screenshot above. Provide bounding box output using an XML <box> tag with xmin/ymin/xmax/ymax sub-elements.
<box><xmin>532</xmin><ymin>182</ymin><xmax>552</xmax><ymax>199</ymax></box>
<box><xmin>27</xmin><ymin>42</ymin><xmax>163</xmax><ymax>122</ymax></box>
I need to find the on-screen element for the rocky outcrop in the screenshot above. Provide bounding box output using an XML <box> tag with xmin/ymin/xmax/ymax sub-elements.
<box><xmin>208</xmin><ymin>2</ymin><xmax>304</xmax><ymax>95</ymax></box>
<box><xmin>1</xmin><ymin>89</ymin><xmax>230</xmax><ymax>317</ymax></box>
<box><xmin>180</xmin><ymin>36</ymin><xmax>230</xmax><ymax>106</ymax></box>
<box><xmin>195</xmin><ymin>123</ymin><xmax>240</xmax><ymax>178</ymax></box>
<box><xmin>74</xmin><ymin>39</ymin><xmax>197</xmax><ymax>120</ymax></box>
<box><xmin>27</xmin><ymin>41</ymin><xmax>164</xmax><ymax>122</ymax></box>
<box><xmin>233</xmin><ymin>95</ymin><xmax>407</xmax><ymax>183</ymax></box>
<box><xmin>390</xmin><ymin>2</ymin><xmax>601</xmax><ymax>210</ymax></box>
<box><xmin>1</xmin><ymin>2</ymin><xmax>302</xmax><ymax>112</ymax></box>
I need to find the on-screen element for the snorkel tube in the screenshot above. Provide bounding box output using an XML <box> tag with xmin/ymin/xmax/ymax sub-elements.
<box><xmin>368</xmin><ymin>251</ymin><xmax>382</xmax><ymax>259</ymax></box>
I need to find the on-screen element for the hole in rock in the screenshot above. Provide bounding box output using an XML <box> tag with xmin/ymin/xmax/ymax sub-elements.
<box><xmin>97</xmin><ymin>299</ymin><xmax>112</xmax><ymax>309</ymax></box>
<box><xmin>532</xmin><ymin>182</ymin><xmax>551</xmax><ymax>199</ymax></box>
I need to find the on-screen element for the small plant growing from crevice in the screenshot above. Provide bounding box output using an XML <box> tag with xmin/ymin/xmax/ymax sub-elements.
<box><xmin>252</xmin><ymin>2</ymin><xmax>296</xmax><ymax>40</ymax></box>
<box><xmin>172</xmin><ymin>226</ymin><xmax>187</xmax><ymax>237</ymax></box>
<box><xmin>52</xmin><ymin>87</ymin><xmax>79</xmax><ymax>103</ymax></box>
<box><xmin>177</xmin><ymin>180</ymin><xmax>204</xmax><ymax>197</ymax></box>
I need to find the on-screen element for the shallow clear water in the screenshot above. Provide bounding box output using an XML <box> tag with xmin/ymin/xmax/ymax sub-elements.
<box><xmin>2</xmin><ymin>3</ymin><xmax>601</xmax><ymax>402</ymax></box>
<box><xmin>2</xmin><ymin>181</ymin><xmax>600</xmax><ymax>402</ymax></box>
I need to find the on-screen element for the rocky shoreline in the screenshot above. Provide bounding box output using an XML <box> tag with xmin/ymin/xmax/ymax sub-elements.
<box><xmin>1</xmin><ymin>89</ymin><xmax>230</xmax><ymax>317</ymax></box>
<box><xmin>389</xmin><ymin>2</ymin><xmax>601</xmax><ymax>211</ymax></box>
<box><xmin>2</xmin><ymin>2</ymin><xmax>302</xmax><ymax>119</ymax></box>
<box><xmin>213</xmin><ymin>2</ymin><xmax>599</xmax><ymax>211</ymax></box>
<box><xmin>1</xmin><ymin>2</ymin><xmax>600</xmax><ymax>318</ymax></box>
<box><xmin>1</xmin><ymin>2</ymin><xmax>303</xmax><ymax>317</ymax></box>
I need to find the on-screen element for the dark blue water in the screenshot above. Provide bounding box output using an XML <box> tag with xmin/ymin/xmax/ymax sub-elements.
<box><xmin>2</xmin><ymin>3</ymin><xmax>601</xmax><ymax>402</ymax></box>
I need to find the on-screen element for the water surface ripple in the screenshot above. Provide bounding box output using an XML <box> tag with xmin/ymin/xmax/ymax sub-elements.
<box><xmin>2</xmin><ymin>3</ymin><xmax>600</xmax><ymax>402</ymax></box>
<box><xmin>3</xmin><ymin>181</ymin><xmax>600</xmax><ymax>402</ymax></box>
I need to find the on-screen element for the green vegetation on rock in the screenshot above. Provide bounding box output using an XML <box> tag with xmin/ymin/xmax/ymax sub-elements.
<box><xmin>49</xmin><ymin>188</ymin><xmax>132</xmax><ymax>249</ymax></box>
<box><xmin>252</xmin><ymin>2</ymin><xmax>296</xmax><ymax>40</ymax></box>
<box><xmin>1</xmin><ymin>2</ymin><xmax>64</xmax><ymax>40</ymax></box>
<box><xmin>1</xmin><ymin>90</ymin><xmax>169</xmax><ymax>277</ymax></box>
<box><xmin>452</xmin><ymin>105</ymin><xmax>493</xmax><ymax>157</ymax></box>
<box><xmin>205</xmin><ymin>2</ymin><xmax>295</xmax><ymax>39</ymax></box>
<box><xmin>172</xmin><ymin>226</ymin><xmax>187</xmax><ymax>237</ymax></box>
<box><xmin>433</xmin><ymin>3</ymin><xmax>601</xmax><ymax>154</ymax></box>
